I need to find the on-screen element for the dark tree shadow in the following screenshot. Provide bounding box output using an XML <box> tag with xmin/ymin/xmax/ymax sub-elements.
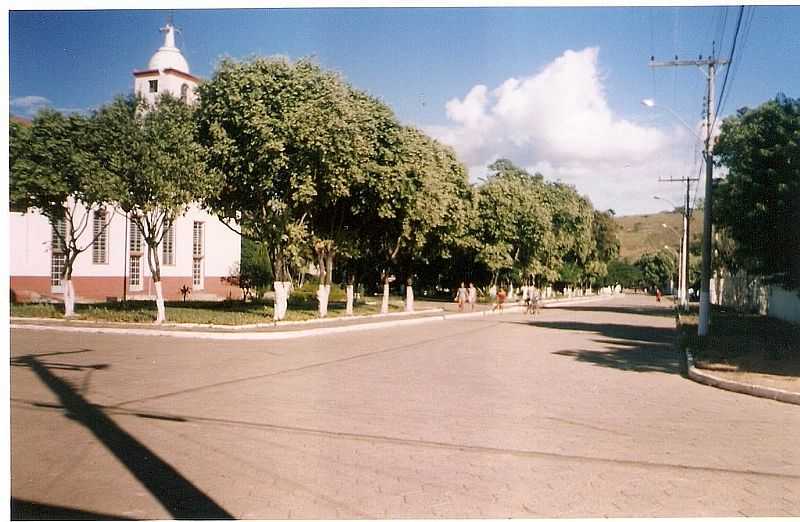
<box><xmin>11</xmin><ymin>498</ymin><xmax>134</xmax><ymax>520</ymax></box>
<box><xmin>533</xmin><ymin>320</ymin><xmax>680</xmax><ymax>374</ymax></box>
<box><xmin>11</xmin><ymin>353</ymin><xmax>233</xmax><ymax>520</ymax></box>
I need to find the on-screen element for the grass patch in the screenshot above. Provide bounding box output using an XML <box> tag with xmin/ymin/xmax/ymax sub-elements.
<box><xmin>12</xmin><ymin>298</ymin><xmax>405</xmax><ymax>325</ymax></box>
<box><xmin>678</xmin><ymin>307</ymin><xmax>800</xmax><ymax>377</ymax></box>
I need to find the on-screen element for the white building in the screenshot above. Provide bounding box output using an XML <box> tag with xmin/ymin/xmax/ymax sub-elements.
<box><xmin>10</xmin><ymin>23</ymin><xmax>241</xmax><ymax>303</ymax></box>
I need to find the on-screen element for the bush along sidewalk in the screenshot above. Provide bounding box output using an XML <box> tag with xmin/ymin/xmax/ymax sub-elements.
<box><xmin>676</xmin><ymin>308</ymin><xmax>800</xmax><ymax>405</ymax></box>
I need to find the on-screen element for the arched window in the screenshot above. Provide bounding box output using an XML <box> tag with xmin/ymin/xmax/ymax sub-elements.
<box><xmin>180</xmin><ymin>83</ymin><xmax>189</xmax><ymax>103</ymax></box>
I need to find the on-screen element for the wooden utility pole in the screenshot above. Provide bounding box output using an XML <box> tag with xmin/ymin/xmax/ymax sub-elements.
<box><xmin>649</xmin><ymin>56</ymin><xmax>728</xmax><ymax>336</ymax></box>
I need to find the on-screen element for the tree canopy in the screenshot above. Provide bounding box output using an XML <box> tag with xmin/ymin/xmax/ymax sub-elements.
<box><xmin>714</xmin><ymin>93</ymin><xmax>800</xmax><ymax>289</ymax></box>
<box><xmin>91</xmin><ymin>94</ymin><xmax>210</xmax><ymax>322</ymax></box>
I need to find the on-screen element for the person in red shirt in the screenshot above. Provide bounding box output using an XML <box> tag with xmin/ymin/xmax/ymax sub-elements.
<box><xmin>494</xmin><ymin>287</ymin><xmax>507</xmax><ymax>311</ymax></box>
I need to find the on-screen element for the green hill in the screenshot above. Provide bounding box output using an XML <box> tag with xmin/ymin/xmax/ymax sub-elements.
<box><xmin>614</xmin><ymin>211</ymin><xmax>703</xmax><ymax>262</ymax></box>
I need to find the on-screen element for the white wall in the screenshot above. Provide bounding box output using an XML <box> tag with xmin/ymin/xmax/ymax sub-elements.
<box><xmin>134</xmin><ymin>72</ymin><xmax>198</xmax><ymax>106</ymax></box>
<box><xmin>10</xmin><ymin>210</ymin><xmax>52</xmax><ymax>276</ymax></box>
<box><xmin>768</xmin><ymin>286</ymin><xmax>800</xmax><ymax>324</ymax></box>
<box><xmin>10</xmin><ymin>203</ymin><xmax>240</xmax><ymax>282</ymax></box>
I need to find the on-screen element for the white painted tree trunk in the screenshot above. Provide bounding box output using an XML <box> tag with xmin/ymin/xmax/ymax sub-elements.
<box><xmin>509</xmin><ymin>282</ymin><xmax>514</xmax><ymax>301</ymax></box>
<box><xmin>274</xmin><ymin>281</ymin><xmax>290</xmax><ymax>321</ymax></box>
<box><xmin>317</xmin><ymin>284</ymin><xmax>330</xmax><ymax>318</ymax></box>
<box><xmin>154</xmin><ymin>281</ymin><xmax>166</xmax><ymax>323</ymax></box>
<box><xmin>346</xmin><ymin>284</ymin><xmax>354</xmax><ymax>316</ymax></box>
<box><xmin>405</xmin><ymin>285</ymin><xmax>414</xmax><ymax>312</ymax></box>
<box><xmin>381</xmin><ymin>282</ymin><xmax>390</xmax><ymax>314</ymax></box>
<box><xmin>63</xmin><ymin>278</ymin><xmax>76</xmax><ymax>317</ymax></box>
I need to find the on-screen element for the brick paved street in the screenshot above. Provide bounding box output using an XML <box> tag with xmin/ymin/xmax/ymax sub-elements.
<box><xmin>10</xmin><ymin>294</ymin><xmax>800</xmax><ymax>518</ymax></box>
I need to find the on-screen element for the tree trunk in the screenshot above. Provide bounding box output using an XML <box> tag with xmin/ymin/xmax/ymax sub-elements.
<box><xmin>63</xmin><ymin>277</ymin><xmax>76</xmax><ymax>318</ymax></box>
<box><xmin>346</xmin><ymin>284</ymin><xmax>354</xmax><ymax>316</ymax></box>
<box><xmin>381</xmin><ymin>282</ymin><xmax>390</xmax><ymax>314</ymax></box>
<box><xmin>315</xmin><ymin>246</ymin><xmax>335</xmax><ymax>319</ymax></box>
<box><xmin>273</xmin><ymin>281</ymin><xmax>290</xmax><ymax>321</ymax></box>
<box><xmin>146</xmin><ymin>241</ymin><xmax>166</xmax><ymax>324</ymax></box>
<box><xmin>405</xmin><ymin>284</ymin><xmax>414</xmax><ymax>312</ymax></box>
<box><xmin>154</xmin><ymin>281</ymin><xmax>166</xmax><ymax>323</ymax></box>
<box><xmin>317</xmin><ymin>284</ymin><xmax>330</xmax><ymax>318</ymax></box>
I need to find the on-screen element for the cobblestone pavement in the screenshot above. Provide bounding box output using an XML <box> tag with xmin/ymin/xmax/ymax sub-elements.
<box><xmin>10</xmin><ymin>294</ymin><xmax>800</xmax><ymax>518</ymax></box>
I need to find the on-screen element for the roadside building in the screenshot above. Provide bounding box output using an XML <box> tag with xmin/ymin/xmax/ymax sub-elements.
<box><xmin>10</xmin><ymin>22</ymin><xmax>241</xmax><ymax>303</ymax></box>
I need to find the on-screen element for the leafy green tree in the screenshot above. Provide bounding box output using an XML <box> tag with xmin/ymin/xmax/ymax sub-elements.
<box><xmin>542</xmin><ymin>181</ymin><xmax>595</xmax><ymax>287</ymax></box>
<box><xmin>592</xmin><ymin>210</ymin><xmax>621</xmax><ymax>262</ymax></box>
<box><xmin>239</xmin><ymin>237</ymin><xmax>273</xmax><ymax>300</ymax></box>
<box><xmin>583</xmin><ymin>210</ymin><xmax>621</xmax><ymax>288</ymax></box>
<box><xmin>197</xmin><ymin>57</ymin><xmax>410</xmax><ymax>318</ymax></box>
<box><xmin>362</xmin><ymin>125</ymin><xmax>474</xmax><ymax>312</ymax></box>
<box><xmin>474</xmin><ymin>160</ymin><xmax>554</xmax><ymax>287</ymax></box>
<box><xmin>92</xmin><ymin>95</ymin><xmax>210</xmax><ymax>323</ymax></box>
<box><xmin>196</xmin><ymin>57</ymin><xmax>318</xmax><ymax>319</ymax></box>
<box><xmin>635</xmin><ymin>251</ymin><xmax>676</xmax><ymax>291</ymax></box>
<box><xmin>10</xmin><ymin>110</ymin><xmax>118</xmax><ymax>316</ymax></box>
<box><xmin>604</xmin><ymin>259</ymin><xmax>643</xmax><ymax>289</ymax></box>
<box><xmin>714</xmin><ymin>94</ymin><xmax>800</xmax><ymax>289</ymax></box>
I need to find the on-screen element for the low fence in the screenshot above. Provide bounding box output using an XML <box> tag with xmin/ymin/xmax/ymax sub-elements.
<box><xmin>713</xmin><ymin>270</ymin><xmax>800</xmax><ymax>324</ymax></box>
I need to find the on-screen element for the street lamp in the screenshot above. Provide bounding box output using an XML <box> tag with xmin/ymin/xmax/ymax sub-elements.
<box><xmin>653</xmin><ymin>196</ymin><xmax>689</xmax><ymax>310</ymax></box>
<box><xmin>641</xmin><ymin>99</ymin><xmax>704</xmax><ymax>142</ymax></box>
<box><xmin>661</xmin><ymin>223</ymin><xmax>685</xmax><ymax>307</ymax></box>
<box><xmin>663</xmin><ymin>245</ymin><xmax>681</xmax><ymax>304</ymax></box>
<box><xmin>644</xmin><ymin>97</ymin><xmax>713</xmax><ymax>332</ymax></box>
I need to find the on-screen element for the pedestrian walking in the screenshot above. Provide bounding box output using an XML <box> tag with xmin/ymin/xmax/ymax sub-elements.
<box><xmin>526</xmin><ymin>286</ymin><xmax>540</xmax><ymax>315</ymax></box>
<box><xmin>455</xmin><ymin>282</ymin><xmax>468</xmax><ymax>311</ymax></box>
<box><xmin>493</xmin><ymin>287</ymin><xmax>507</xmax><ymax>312</ymax></box>
<box><xmin>467</xmin><ymin>283</ymin><xmax>477</xmax><ymax>311</ymax></box>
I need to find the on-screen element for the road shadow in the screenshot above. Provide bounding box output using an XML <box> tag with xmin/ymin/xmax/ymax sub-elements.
<box><xmin>11</xmin><ymin>498</ymin><xmax>134</xmax><ymax>520</ymax></box>
<box><xmin>11</xmin><ymin>353</ymin><xmax>233</xmax><ymax>520</ymax></box>
<box><xmin>533</xmin><ymin>320</ymin><xmax>680</xmax><ymax>374</ymax></box>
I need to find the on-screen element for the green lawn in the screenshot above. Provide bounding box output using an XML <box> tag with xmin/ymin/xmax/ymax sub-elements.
<box><xmin>11</xmin><ymin>298</ymin><xmax>406</xmax><ymax>325</ymax></box>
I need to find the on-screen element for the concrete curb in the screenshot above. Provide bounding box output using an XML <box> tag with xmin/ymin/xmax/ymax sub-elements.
<box><xmin>11</xmin><ymin>306</ymin><xmax>522</xmax><ymax>340</ymax></box>
<box><xmin>11</xmin><ymin>306</ymin><xmax>446</xmax><ymax>331</ymax></box>
<box><xmin>684</xmin><ymin>346</ymin><xmax>800</xmax><ymax>406</ymax></box>
<box><xmin>11</xmin><ymin>294</ymin><xmax>621</xmax><ymax>341</ymax></box>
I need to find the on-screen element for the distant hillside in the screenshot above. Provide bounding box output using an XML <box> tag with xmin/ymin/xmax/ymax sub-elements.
<box><xmin>614</xmin><ymin>211</ymin><xmax>703</xmax><ymax>262</ymax></box>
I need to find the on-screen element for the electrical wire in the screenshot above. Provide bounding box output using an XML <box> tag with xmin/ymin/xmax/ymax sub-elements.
<box><xmin>712</xmin><ymin>5</ymin><xmax>746</xmax><ymax>130</ymax></box>
<box><xmin>718</xmin><ymin>6</ymin><xmax>755</xmax><ymax>119</ymax></box>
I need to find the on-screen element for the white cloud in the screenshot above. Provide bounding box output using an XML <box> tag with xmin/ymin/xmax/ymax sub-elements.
<box><xmin>10</xmin><ymin>96</ymin><xmax>88</xmax><ymax>118</ymax></box>
<box><xmin>426</xmin><ymin>47</ymin><xmax>699</xmax><ymax>215</ymax></box>
<box><xmin>10</xmin><ymin>96</ymin><xmax>52</xmax><ymax>115</ymax></box>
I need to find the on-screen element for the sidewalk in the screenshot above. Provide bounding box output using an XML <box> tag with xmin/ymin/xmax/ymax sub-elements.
<box><xmin>10</xmin><ymin>294</ymin><xmax>621</xmax><ymax>340</ymax></box>
<box><xmin>677</xmin><ymin>311</ymin><xmax>800</xmax><ymax>406</ymax></box>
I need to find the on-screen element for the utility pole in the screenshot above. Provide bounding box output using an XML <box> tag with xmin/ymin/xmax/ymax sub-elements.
<box><xmin>659</xmin><ymin>176</ymin><xmax>698</xmax><ymax>310</ymax></box>
<box><xmin>649</xmin><ymin>55</ymin><xmax>728</xmax><ymax>336</ymax></box>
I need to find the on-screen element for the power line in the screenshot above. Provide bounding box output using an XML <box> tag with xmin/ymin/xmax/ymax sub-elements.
<box><xmin>718</xmin><ymin>6</ymin><xmax>755</xmax><ymax>119</ymax></box>
<box><xmin>713</xmin><ymin>6</ymin><xmax>745</xmax><ymax>122</ymax></box>
<box><xmin>714</xmin><ymin>7</ymin><xmax>730</xmax><ymax>60</ymax></box>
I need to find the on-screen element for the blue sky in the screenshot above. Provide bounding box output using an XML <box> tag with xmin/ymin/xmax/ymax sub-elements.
<box><xmin>9</xmin><ymin>6</ymin><xmax>800</xmax><ymax>214</ymax></box>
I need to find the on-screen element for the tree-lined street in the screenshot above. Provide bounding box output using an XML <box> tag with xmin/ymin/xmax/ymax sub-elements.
<box><xmin>11</xmin><ymin>295</ymin><xmax>799</xmax><ymax>518</ymax></box>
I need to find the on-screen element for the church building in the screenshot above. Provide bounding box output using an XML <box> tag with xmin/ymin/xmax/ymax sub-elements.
<box><xmin>10</xmin><ymin>23</ymin><xmax>241</xmax><ymax>303</ymax></box>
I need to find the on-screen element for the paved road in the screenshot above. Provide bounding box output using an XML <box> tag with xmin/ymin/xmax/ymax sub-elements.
<box><xmin>10</xmin><ymin>294</ymin><xmax>800</xmax><ymax>518</ymax></box>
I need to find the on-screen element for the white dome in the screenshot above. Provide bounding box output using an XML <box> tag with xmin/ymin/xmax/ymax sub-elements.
<box><xmin>147</xmin><ymin>24</ymin><xmax>190</xmax><ymax>73</ymax></box>
<box><xmin>148</xmin><ymin>47</ymin><xmax>190</xmax><ymax>73</ymax></box>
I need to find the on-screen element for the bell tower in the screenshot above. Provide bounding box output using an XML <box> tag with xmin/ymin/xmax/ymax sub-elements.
<box><xmin>133</xmin><ymin>20</ymin><xmax>199</xmax><ymax>106</ymax></box>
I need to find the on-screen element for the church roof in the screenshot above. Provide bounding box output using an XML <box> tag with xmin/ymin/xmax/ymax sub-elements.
<box><xmin>147</xmin><ymin>23</ymin><xmax>190</xmax><ymax>74</ymax></box>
